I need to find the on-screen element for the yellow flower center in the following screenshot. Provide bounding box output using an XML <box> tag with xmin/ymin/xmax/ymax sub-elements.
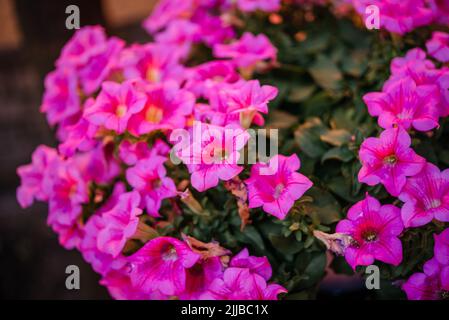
<box><xmin>145</xmin><ymin>105</ymin><xmax>163</xmax><ymax>124</ymax></box>
<box><xmin>116</xmin><ymin>104</ymin><xmax>127</xmax><ymax>118</ymax></box>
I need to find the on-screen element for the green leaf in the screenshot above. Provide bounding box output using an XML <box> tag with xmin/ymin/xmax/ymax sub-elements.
<box><xmin>308</xmin><ymin>55</ymin><xmax>343</xmax><ymax>91</ymax></box>
<box><xmin>321</xmin><ymin>147</ymin><xmax>355</xmax><ymax>163</ymax></box>
<box><xmin>294</xmin><ymin>118</ymin><xmax>329</xmax><ymax>159</ymax></box>
<box><xmin>320</xmin><ymin>129</ymin><xmax>352</xmax><ymax>147</ymax></box>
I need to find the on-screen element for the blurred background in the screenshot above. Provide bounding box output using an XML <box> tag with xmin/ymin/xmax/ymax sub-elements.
<box><xmin>0</xmin><ymin>0</ymin><xmax>157</xmax><ymax>299</ymax></box>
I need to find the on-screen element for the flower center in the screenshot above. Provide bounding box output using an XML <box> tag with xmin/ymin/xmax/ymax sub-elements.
<box><xmin>273</xmin><ymin>183</ymin><xmax>285</xmax><ymax>199</ymax></box>
<box><xmin>212</xmin><ymin>147</ymin><xmax>228</xmax><ymax>161</ymax></box>
<box><xmin>383</xmin><ymin>154</ymin><xmax>398</xmax><ymax>166</ymax></box>
<box><xmin>116</xmin><ymin>104</ymin><xmax>127</xmax><ymax>118</ymax></box>
<box><xmin>428</xmin><ymin>199</ymin><xmax>442</xmax><ymax>210</ymax></box>
<box><xmin>146</xmin><ymin>66</ymin><xmax>160</xmax><ymax>83</ymax></box>
<box><xmin>362</xmin><ymin>230</ymin><xmax>378</xmax><ymax>242</ymax></box>
<box><xmin>161</xmin><ymin>244</ymin><xmax>178</xmax><ymax>261</ymax></box>
<box><xmin>441</xmin><ymin>291</ymin><xmax>449</xmax><ymax>300</ymax></box>
<box><xmin>145</xmin><ymin>105</ymin><xmax>163</xmax><ymax>124</ymax></box>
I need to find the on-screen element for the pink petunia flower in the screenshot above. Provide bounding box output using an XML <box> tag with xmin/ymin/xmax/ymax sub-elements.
<box><xmin>119</xmin><ymin>44</ymin><xmax>184</xmax><ymax>83</ymax></box>
<box><xmin>85</xmin><ymin>80</ymin><xmax>147</xmax><ymax>134</ymax></box>
<box><xmin>201</xmin><ymin>267</ymin><xmax>287</xmax><ymax>300</ymax></box>
<box><xmin>402</xmin><ymin>257</ymin><xmax>449</xmax><ymax>300</ymax></box>
<box><xmin>191</xmin><ymin>10</ymin><xmax>235</xmax><ymax>47</ymax></box>
<box><xmin>216</xmin><ymin>79</ymin><xmax>278</xmax><ymax>128</ymax></box>
<box><xmin>142</xmin><ymin>0</ymin><xmax>199</xmax><ymax>33</ymax></box>
<box><xmin>126</xmin><ymin>156</ymin><xmax>177</xmax><ymax>217</ymax></box>
<box><xmin>213</xmin><ymin>32</ymin><xmax>277</xmax><ymax>68</ymax></box>
<box><xmin>40</xmin><ymin>68</ymin><xmax>81</xmax><ymax>126</ymax></box>
<box><xmin>179</xmin><ymin>257</ymin><xmax>224</xmax><ymax>300</ymax></box>
<box><xmin>154</xmin><ymin>20</ymin><xmax>200</xmax><ymax>60</ymax></box>
<box><xmin>236</xmin><ymin>0</ymin><xmax>281</xmax><ymax>12</ymax></box>
<box><xmin>184</xmin><ymin>60</ymin><xmax>240</xmax><ymax>99</ymax></box>
<box><xmin>426</xmin><ymin>31</ymin><xmax>449</xmax><ymax>63</ymax></box>
<box><xmin>176</xmin><ymin>122</ymin><xmax>250</xmax><ymax>192</ymax></box>
<box><xmin>118</xmin><ymin>138</ymin><xmax>170</xmax><ymax>167</ymax></box>
<box><xmin>17</xmin><ymin>145</ymin><xmax>59</xmax><ymax>208</ymax></box>
<box><xmin>363</xmin><ymin>77</ymin><xmax>440</xmax><ymax>132</ymax></box>
<box><xmin>127</xmin><ymin>81</ymin><xmax>195</xmax><ymax>136</ymax></box>
<box><xmin>245</xmin><ymin>154</ymin><xmax>313</xmax><ymax>220</ymax></box>
<box><xmin>358</xmin><ymin>127</ymin><xmax>426</xmax><ymax>197</ymax></box>
<box><xmin>336</xmin><ymin>194</ymin><xmax>404</xmax><ymax>269</ymax></box>
<box><xmin>230</xmin><ymin>248</ymin><xmax>272</xmax><ymax>280</ymax></box>
<box><xmin>129</xmin><ymin>236</ymin><xmax>201</xmax><ymax>296</ymax></box>
<box><xmin>352</xmin><ymin>0</ymin><xmax>434</xmax><ymax>35</ymax></box>
<box><xmin>428</xmin><ymin>0</ymin><xmax>449</xmax><ymax>25</ymax></box>
<box><xmin>97</xmin><ymin>191</ymin><xmax>143</xmax><ymax>257</ymax></box>
<box><xmin>399</xmin><ymin>163</ymin><xmax>449</xmax><ymax>228</ymax></box>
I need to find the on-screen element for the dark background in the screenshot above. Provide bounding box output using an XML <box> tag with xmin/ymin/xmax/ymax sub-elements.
<box><xmin>0</xmin><ymin>0</ymin><xmax>155</xmax><ymax>299</ymax></box>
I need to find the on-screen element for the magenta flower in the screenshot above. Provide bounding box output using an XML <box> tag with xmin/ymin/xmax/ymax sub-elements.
<box><xmin>129</xmin><ymin>237</ymin><xmax>201</xmax><ymax>296</ymax></box>
<box><xmin>119</xmin><ymin>44</ymin><xmax>184</xmax><ymax>83</ymax></box>
<box><xmin>179</xmin><ymin>257</ymin><xmax>224</xmax><ymax>300</ymax></box>
<box><xmin>399</xmin><ymin>163</ymin><xmax>449</xmax><ymax>228</ymax></box>
<box><xmin>17</xmin><ymin>145</ymin><xmax>59</xmax><ymax>208</ymax></box>
<box><xmin>142</xmin><ymin>0</ymin><xmax>198</xmax><ymax>33</ymax></box>
<box><xmin>245</xmin><ymin>154</ymin><xmax>313</xmax><ymax>220</ymax></box>
<box><xmin>358</xmin><ymin>127</ymin><xmax>426</xmax><ymax>197</ymax></box>
<box><xmin>434</xmin><ymin>228</ymin><xmax>449</xmax><ymax>266</ymax></box>
<box><xmin>426</xmin><ymin>31</ymin><xmax>449</xmax><ymax>63</ymax></box>
<box><xmin>336</xmin><ymin>194</ymin><xmax>404</xmax><ymax>269</ymax></box>
<box><xmin>363</xmin><ymin>77</ymin><xmax>440</xmax><ymax>132</ymax></box>
<box><xmin>118</xmin><ymin>138</ymin><xmax>170</xmax><ymax>166</ymax></box>
<box><xmin>184</xmin><ymin>61</ymin><xmax>240</xmax><ymax>99</ymax></box>
<box><xmin>352</xmin><ymin>0</ymin><xmax>434</xmax><ymax>35</ymax></box>
<box><xmin>85</xmin><ymin>80</ymin><xmax>146</xmax><ymax>134</ymax></box>
<box><xmin>40</xmin><ymin>68</ymin><xmax>81</xmax><ymax>126</ymax></box>
<box><xmin>217</xmin><ymin>80</ymin><xmax>278</xmax><ymax>128</ymax></box>
<box><xmin>97</xmin><ymin>191</ymin><xmax>142</xmax><ymax>257</ymax></box>
<box><xmin>201</xmin><ymin>267</ymin><xmax>286</xmax><ymax>300</ymax></box>
<box><xmin>213</xmin><ymin>32</ymin><xmax>277</xmax><ymax>68</ymax></box>
<box><xmin>191</xmin><ymin>11</ymin><xmax>235</xmax><ymax>47</ymax></box>
<box><xmin>126</xmin><ymin>156</ymin><xmax>177</xmax><ymax>217</ymax></box>
<box><xmin>428</xmin><ymin>0</ymin><xmax>449</xmax><ymax>25</ymax></box>
<box><xmin>237</xmin><ymin>0</ymin><xmax>280</xmax><ymax>12</ymax></box>
<box><xmin>177</xmin><ymin>122</ymin><xmax>250</xmax><ymax>192</ymax></box>
<box><xmin>154</xmin><ymin>20</ymin><xmax>200</xmax><ymax>60</ymax></box>
<box><xmin>127</xmin><ymin>81</ymin><xmax>195</xmax><ymax>136</ymax></box>
<box><xmin>230</xmin><ymin>248</ymin><xmax>272</xmax><ymax>280</ymax></box>
<box><xmin>403</xmin><ymin>257</ymin><xmax>449</xmax><ymax>300</ymax></box>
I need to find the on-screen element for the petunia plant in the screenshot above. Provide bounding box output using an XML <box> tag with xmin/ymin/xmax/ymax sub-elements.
<box><xmin>17</xmin><ymin>0</ymin><xmax>449</xmax><ymax>300</ymax></box>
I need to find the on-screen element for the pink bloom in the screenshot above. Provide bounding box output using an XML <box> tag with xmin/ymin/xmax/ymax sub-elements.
<box><xmin>336</xmin><ymin>194</ymin><xmax>404</xmax><ymax>269</ymax></box>
<box><xmin>126</xmin><ymin>156</ymin><xmax>177</xmax><ymax>217</ymax></box>
<box><xmin>245</xmin><ymin>154</ymin><xmax>313</xmax><ymax>219</ymax></box>
<box><xmin>79</xmin><ymin>142</ymin><xmax>121</xmax><ymax>185</ymax></box>
<box><xmin>40</xmin><ymin>68</ymin><xmax>81</xmax><ymax>126</ymax></box>
<box><xmin>403</xmin><ymin>257</ymin><xmax>449</xmax><ymax>300</ymax></box>
<box><xmin>426</xmin><ymin>31</ymin><xmax>449</xmax><ymax>63</ymax></box>
<box><xmin>154</xmin><ymin>20</ymin><xmax>200</xmax><ymax>60</ymax></box>
<box><xmin>352</xmin><ymin>0</ymin><xmax>434</xmax><ymax>35</ymax></box>
<box><xmin>434</xmin><ymin>228</ymin><xmax>449</xmax><ymax>266</ymax></box>
<box><xmin>85</xmin><ymin>80</ymin><xmax>146</xmax><ymax>134</ymax></box>
<box><xmin>97</xmin><ymin>191</ymin><xmax>142</xmax><ymax>257</ymax></box>
<box><xmin>51</xmin><ymin>220</ymin><xmax>84</xmax><ymax>250</ymax></box>
<box><xmin>191</xmin><ymin>11</ymin><xmax>235</xmax><ymax>47</ymax></box>
<box><xmin>176</xmin><ymin>122</ymin><xmax>250</xmax><ymax>192</ymax></box>
<box><xmin>119</xmin><ymin>140</ymin><xmax>151</xmax><ymax>166</ymax></box>
<box><xmin>127</xmin><ymin>81</ymin><xmax>195</xmax><ymax>136</ymax></box>
<box><xmin>202</xmin><ymin>267</ymin><xmax>286</xmax><ymax>300</ymax></box>
<box><xmin>237</xmin><ymin>0</ymin><xmax>281</xmax><ymax>12</ymax></box>
<box><xmin>213</xmin><ymin>32</ymin><xmax>277</xmax><ymax>68</ymax></box>
<box><xmin>399</xmin><ymin>163</ymin><xmax>449</xmax><ymax>228</ymax></box>
<box><xmin>230</xmin><ymin>248</ymin><xmax>272</xmax><ymax>280</ymax></box>
<box><xmin>119</xmin><ymin>44</ymin><xmax>184</xmax><ymax>83</ymax></box>
<box><xmin>358</xmin><ymin>127</ymin><xmax>426</xmax><ymax>197</ymax></box>
<box><xmin>184</xmin><ymin>61</ymin><xmax>240</xmax><ymax>99</ymax></box>
<box><xmin>217</xmin><ymin>80</ymin><xmax>278</xmax><ymax>128</ymax></box>
<box><xmin>142</xmin><ymin>0</ymin><xmax>199</xmax><ymax>33</ymax></box>
<box><xmin>179</xmin><ymin>257</ymin><xmax>224</xmax><ymax>300</ymax></box>
<box><xmin>17</xmin><ymin>145</ymin><xmax>59</xmax><ymax>208</ymax></box>
<box><xmin>46</xmin><ymin>159</ymin><xmax>89</xmax><ymax>229</ymax></box>
<box><xmin>129</xmin><ymin>237</ymin><xmax>201</xmax><ymax>296</ymax></box>
<box><xmin>363</xmin><ymin>77</ymin><xmax>440</xmax><ymax>132</ymax></box>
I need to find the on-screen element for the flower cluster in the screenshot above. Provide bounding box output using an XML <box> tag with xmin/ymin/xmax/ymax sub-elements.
<box><xmin>16</xmin><ymin>0</ymin><xmax>319</xmax><ymax>300</ymax></box>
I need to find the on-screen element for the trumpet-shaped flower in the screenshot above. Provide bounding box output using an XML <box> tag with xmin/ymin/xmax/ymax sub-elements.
<box><xmin>213</xmin><ymin>32</ymin><xmax>277</xmax><ymax>68</ymax></box>
<box><xmin>363</xmin><ymin>77</ymin><xmax>440</xmax><ymax>132</ymax></box>
<box><xmin>358</xmin><ymin>127</ymin><xmax>426</xmax><ymax>197</ymax></box>
<box><xmin>399</xmin><ymin>163</ymin><xmax>449</xmax><ymax>228</ymax></box>
<box><xmin>126</xmin><ymin>156</ymin><xmax>177</xmax><ymax>217</ymax></box>
<box><xmin>129</xmin><ymin>237</ymin><xmax>201</xmax><ymax>296</ymax></box>
<box><xmin>426</xmin><ymin>31</ymin><xmax>449</xmax><ymax>63</ymax></box>
<box><xmin>128</xmin><ymin>81</ymin><xmax>194</xmax><ymax>136</ymax></box>
<box><xmin>336</xmin><ymin>195</ymin><xmax>404</xmax><ymax>269</ymax></box>
<box><xmin>85</xmin><ymin>81</ymin><xmax>146</xmax><ymax>134</ymax></box>
<box><xmin>245</xmin><ymin>154</ymin><xmax>313</xmax><ymax>219</ymax></box>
